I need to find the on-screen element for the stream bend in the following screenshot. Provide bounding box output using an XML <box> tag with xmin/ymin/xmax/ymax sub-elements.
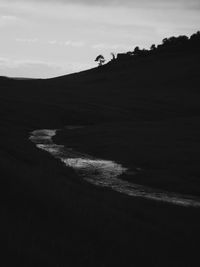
<box><xmin>29</xmin><ymin>129</ymin><xmax>200</xmax><ymax>208</ymax></box>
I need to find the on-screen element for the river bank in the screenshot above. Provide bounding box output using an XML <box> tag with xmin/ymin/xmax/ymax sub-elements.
<box><xmin>55</xmin><ymin>119</ymin><xmax>200</xmax><ymax>197</ymax></box>
<box><xmin>1</xmin><ymin>51</ymin><xmax>200</xmax><ymax>266</ymax></box>
<box><xmin>1</xmin><ymin>121</ymin><xmax>200</xmax><ymax>267</ymax></box>
<box><xmin>30</xmin><ymin>128</ymin><xmax>200</xmax><ymax>207</ymax></box>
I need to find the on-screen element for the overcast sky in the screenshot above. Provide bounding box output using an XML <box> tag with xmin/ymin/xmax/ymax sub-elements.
<box><xmin>0</xmin><ymin>0</ymin><xmax>199</xmax><ymax>78</ymax></box>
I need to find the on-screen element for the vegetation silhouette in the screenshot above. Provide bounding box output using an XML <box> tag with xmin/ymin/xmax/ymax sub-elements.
<box><xmin>1</xmin><ymin>29</ymin><xmax>200</xmax><ymax>267</ymax></box>
<box><xmin>106</xmin><ymin>31</ymin><xmax>200</xmax><ymax>66</ymax></box>
<box><xmin>110</xmin><ymin>52</ymin><xmax>116</xmax><ymax>61</ymax></box>
<box><xmin>95</xmin><ymin>54</ymin><xmax>105</xmax><ymax>66</ymax></box>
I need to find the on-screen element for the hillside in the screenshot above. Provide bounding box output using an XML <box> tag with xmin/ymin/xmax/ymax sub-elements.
<box><xmin>0</xmin><ymin>44</ymin><xmax>200</xmax><ymax>266</ymax></box>
<box><xmin>53</xmin><ymin>51</ymin><xmax>200</xmax><ymax>194</ymax></box>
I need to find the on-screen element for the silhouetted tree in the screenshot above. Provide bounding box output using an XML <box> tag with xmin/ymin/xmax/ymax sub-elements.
<box><xmin>190</xmin><ymin>31</ymin><xmax>200</xmax><ymax>50</ymax></box>
<box><xmin>177</xmin><ymin>35</ymin><xmax>188</xmax><ymax>42</ymax></box>
<box><xmin>150</xmin><ymin>44</ymin><xmax>156</xmax><ymax>51</ymax></box>
<box><xmin>141</xmin><ymin>49</ymin><xmax>148</xmax><ymax>56</ymax></box>
<box><xmin>107</xmin><ymin>31</ymin><xmax>200</xmax><ymax>65</ymax></box>
<box><xmin>133</xmin><ymin>46</ymin><xmax>141</xmax><ymax>56</ymax></box>
<box><xmin>111</xmin><ymin>52</ymin><xmax>116</xmax><ymax>61</ymax></box>
<box><xmin>190</xmin><ymin>31</ymin><xmax>200</xmax><ymax>41</ymax></box>
<box><xmin>95</xmin><ymin>55</ymin><xmax>105</xmax><ymax>66</ymax></box>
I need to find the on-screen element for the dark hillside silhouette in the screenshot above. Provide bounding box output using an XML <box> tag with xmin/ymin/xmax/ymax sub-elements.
<box><xmin>106</xmin><ymin>31</ymin><xmax>200</xmax><ymax>67</ymax></box>
<box><xmin>0</xmin><ymin>30</ymin><xmax>200</xmax><ymax>267</ymax></box>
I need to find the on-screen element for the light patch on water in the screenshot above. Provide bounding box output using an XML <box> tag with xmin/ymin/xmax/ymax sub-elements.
<box><xmin>29</xmin><ymin>128</ymin><xmax>200</xmax><ymax>208</ymax></box>
<box><xmin>30</xmin><ymin>129</ymin><xmax>57</xmax><ymax>144</ymax></box>
<box><xmin>37</xmin><ymin>144</ymin><xmax>65</xmax><ymax>157</ymax></box>
<box><xmin>61</xmin><ymin>158</ymin><xmax>125</xmax><ymax>173</ymax></box>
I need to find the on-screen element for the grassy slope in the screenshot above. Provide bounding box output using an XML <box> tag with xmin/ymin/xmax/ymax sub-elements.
<box><xmin>0</xmin><ymin>52</ymin><xmax>200</xmax><ymax>266</ymax></box>
<box><xmin>54</xmin><ymin>53</ymin><xmax>200</xmax><ymax>195</ymax></box>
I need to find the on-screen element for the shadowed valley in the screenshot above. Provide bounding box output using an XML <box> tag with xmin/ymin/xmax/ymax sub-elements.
<box><xmin>1</xmin><ymin>32</ymin><xmax>200</xmax><ymax>266</ymax></box>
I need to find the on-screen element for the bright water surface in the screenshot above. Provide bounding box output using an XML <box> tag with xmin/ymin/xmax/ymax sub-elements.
<box><xmin>29</xmin><ymin>129</ymin><xmax>200</xmax><ymax>208</ymax></box>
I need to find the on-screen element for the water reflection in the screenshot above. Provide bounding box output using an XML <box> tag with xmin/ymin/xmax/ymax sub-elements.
<box><xmin>29</xmin><ymin>129</ymin><xmax>200</xmax><ymax>208</ymax></box>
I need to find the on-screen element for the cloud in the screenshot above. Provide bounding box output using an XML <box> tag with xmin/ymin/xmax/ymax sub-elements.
<box><xmin>0</xmin><ymin>57</ymin><xmax>92</xmax><ymax>78</ymax></box>
<box><xmin>0</xmin><ymin>14</ymin><xmax>19</xmax><ymax>26</ymax></box>
<box><xmin>16</xmin><ymin>38</ymin><xmax>85</xmax><ymax>47</ymax></box>
<box><xmin>1</xmin><ymin>0</ymin><xmax>200</xmax><ymax>9</ymax></box>
<box><xmin>64</xmin><ymin>40</ymin><xmax>85</xmax><ymax>47</ymax></box>
<box><xmin>0</xmin><ymin>57</ymin><xmax>62</xmax><ymax>77</ymax></box>
<box><xmin>48</xmin><ymin>40</ymin><xmax>85</xmax><ymax>47</ymax></box>
<box><xmin>0</xmin><ymin>0</ymin><xmax>199</xmax><ymax>78</ymax></box>
<box><xmin>16</xmin><ymin>37</ymin><xmax>39</xmax><ymax>43</ymax></box>
<box><xmin>0</xmin><ymin>15</ymin><xmax>17</xmax><ymax>20</ymax></box>
<box><xmin>92</xmin><ymin>43</ymin><xmax>131</xmax><ymax>51</ymax></box>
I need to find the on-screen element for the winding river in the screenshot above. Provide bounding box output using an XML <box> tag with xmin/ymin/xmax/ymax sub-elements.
<box><xmin>29</xmin><ymin>128</ymin><xmax>200</xmax><ymax>208</ymax></box>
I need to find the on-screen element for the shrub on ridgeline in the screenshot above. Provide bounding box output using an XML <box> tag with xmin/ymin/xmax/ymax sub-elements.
<box><xmin>190</xmin><ymin>31</ymin><xmax>200</xmax><ymax>50</ymax></box>
<box><xmin>133</xmin><ymin>46</ymin><xmax>141</xmax><ymax>56</ymax></box>
<box><xmin>107</xmin><ymin>30</ymin><xmax>200</xmax><ymax>65</ymax></box>
<box><xmin>150</xmin><ymin>44</ymin><xmax>156</xmax><ymax>51</ymax></box>
<box><xmin>111</xmin><ymin>52</ymin><xmax>116</xmax><ymax>61</ymax></box>
<box><xmin>95</xmin><ymin>55</ymin><xmax>105</xmax><ymax>67</ymax></box>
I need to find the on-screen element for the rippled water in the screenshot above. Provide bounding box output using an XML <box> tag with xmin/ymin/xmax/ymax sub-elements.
<box><xmin>29</xmin><ymin>129</ymin><xmax>200</xmax><ymax>208</ymax></box>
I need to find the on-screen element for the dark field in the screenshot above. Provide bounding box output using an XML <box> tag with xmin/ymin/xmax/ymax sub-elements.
<box><xmin>0</xmin><ymin>52</ymin><xmax>200</xmax><ymax>266</ymax></box>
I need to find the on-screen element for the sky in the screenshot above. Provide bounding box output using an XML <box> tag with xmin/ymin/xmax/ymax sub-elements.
<box><xmin>0</xmin><ymin>0</ymin><xmax>199</xmax><ymax>78</ymax></box>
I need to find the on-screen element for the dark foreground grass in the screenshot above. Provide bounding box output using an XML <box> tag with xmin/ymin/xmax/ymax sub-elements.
<box><xmin>55</xmin><ymin>118</ymin><xmax>200</xmax><ymax>196</ymax></box>
<box><xmin>1</xmin><ymin>127</ymin><xmax>200</xmax><ymax>267</ymax></box>
<box><xmin>0</xmin><ymin>52</ymin><xmax>200</xmax><ymax>266</ymax></box>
